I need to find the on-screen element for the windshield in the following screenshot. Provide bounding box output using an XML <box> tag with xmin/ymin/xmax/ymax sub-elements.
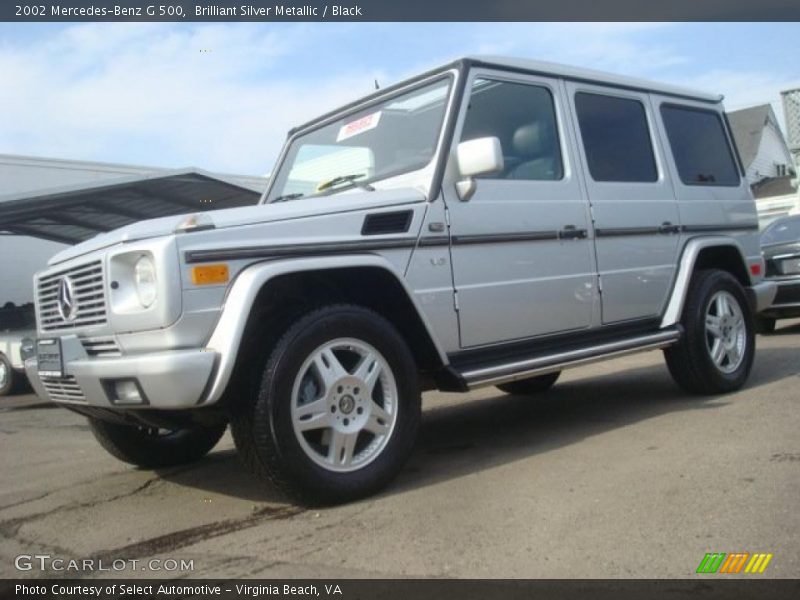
<box><xmin>266</xmin><ymin>76</ymin><xmax>452</xmax><ymax>203</ymax></box>
<box><xmin>761</xmin><ymin>215</ymin><xmax>800</xmax><ymax>246</ymax></box>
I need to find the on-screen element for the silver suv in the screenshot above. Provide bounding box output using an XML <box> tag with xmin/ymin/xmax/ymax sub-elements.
<box><xmin>26</xmin><ymin>57</ymin><xmax>777</xmax><ymax>504</ymax></box>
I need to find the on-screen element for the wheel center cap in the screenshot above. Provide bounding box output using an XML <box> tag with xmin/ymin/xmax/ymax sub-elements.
<box><xmin>338</xmin><ymin>394</ymin><xmax>356</xmax><ymax>414</ymax></box>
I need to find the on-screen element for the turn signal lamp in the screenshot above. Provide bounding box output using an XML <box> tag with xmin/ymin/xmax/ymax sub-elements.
<box><xmin>191</xmin><ymin>264</ymin><xmax>230</xmax><ymax>285</ymax></box>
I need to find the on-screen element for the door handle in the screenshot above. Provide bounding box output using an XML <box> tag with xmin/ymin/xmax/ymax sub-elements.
<box><xmin>658</xmin><ymin>221</ymin><xmax>681</xmax><ymax>234</ymax></box>
<box><xmin>558</xmin><ymin>225</ymin><xmax>588</xmax><ymax>240</ymax></box>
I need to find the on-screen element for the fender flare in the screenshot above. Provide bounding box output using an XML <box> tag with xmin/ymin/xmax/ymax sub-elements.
<box><xmin>200</xmin><ymin>254</ymin><xmax>448</xmax><ymax>405</ymax></box>
<box><xmin>660</xmin><ymin>236</ymin><xmax>751</xmax><ymax>328</ymax></box>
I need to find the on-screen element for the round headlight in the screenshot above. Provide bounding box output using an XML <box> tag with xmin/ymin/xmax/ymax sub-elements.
<box><xmin>134</xmin><ymin>255</ymin><xmax>157</xmax><ymax>308</ymax></box>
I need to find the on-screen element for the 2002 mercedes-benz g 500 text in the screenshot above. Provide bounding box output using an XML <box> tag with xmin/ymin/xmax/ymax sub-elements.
<box><xmin>26</xmin><ymin>57</ymin><xmax>777</xmax><ymax>504</ymax></box>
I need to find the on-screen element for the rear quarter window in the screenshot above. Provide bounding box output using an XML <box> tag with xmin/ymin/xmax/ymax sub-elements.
<box><xmin>660</xmin><ymin>105</ymin><xmax>740</xmax><ymax>187</ymax></box>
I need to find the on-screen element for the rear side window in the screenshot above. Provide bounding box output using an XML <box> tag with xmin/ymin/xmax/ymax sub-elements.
<box><xmin>660</xmin><ymin>105</ymin><xmax>740</xmax><ymax>186</ymax></box>
<box><xmin>574</xmin><ymin>92</ymin><xmax>658</xmax><ymax>183</ymax></box>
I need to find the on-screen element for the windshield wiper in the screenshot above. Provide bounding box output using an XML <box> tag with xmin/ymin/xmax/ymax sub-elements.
<box><xmin>316</xmin><ymin>173</ymin><xmax>374</xmax><ymax>193</ymax></box>
<box><xmin>271</xmin><ymin>192</ymin><xmax>304</xmax><ymax>203</ymax></box>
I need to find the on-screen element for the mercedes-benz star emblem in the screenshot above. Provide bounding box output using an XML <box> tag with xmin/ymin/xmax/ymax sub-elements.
<box><xmin>57</xmin><ymin>276</ymin><xmax>77</xmax><ymax>322</ymax></box>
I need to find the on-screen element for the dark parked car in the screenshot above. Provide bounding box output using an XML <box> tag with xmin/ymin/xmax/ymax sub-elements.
<box><xmin>759</xmin><ymin>214</ymin><xmax>800</xmax><ymax>332</ymax></box>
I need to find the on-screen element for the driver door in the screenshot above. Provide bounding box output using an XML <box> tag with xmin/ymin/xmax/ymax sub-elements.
<box><xmin>443</xmin><ymin>71</ymin><xmax>597</xmax><ymax>348</ymax></box>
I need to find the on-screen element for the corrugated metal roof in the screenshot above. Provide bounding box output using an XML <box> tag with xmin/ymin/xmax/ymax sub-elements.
<box><xmin>0</xmin><ymin>169</ymin><xmax>261</xmax><ymax>244</ymax></box>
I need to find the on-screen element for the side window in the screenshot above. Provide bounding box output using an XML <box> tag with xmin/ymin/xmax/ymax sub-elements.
<box><xmin>660</xmin><ymin>105</ymin><xmax>740</xmax><ymax>186</ymax></box>
<box><xmin>460</xmin><ymin>78</ymin><xmax>563</xmax><ymax>181</ymax></box>
<box><xmin>574</xmin><ymin>92</ymin><xmax>658</xmax><ymax>183</ymax></box>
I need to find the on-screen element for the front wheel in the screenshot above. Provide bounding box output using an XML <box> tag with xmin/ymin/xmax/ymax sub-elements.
<box><xmin>88</xmin><ymin>418</ymin><xmax>226</xmax><ymax>468</ymax></box>
<box><xmin>664</xmin><ymin>270</ymin><xmax>755</xmax><ymax>395</ymax></box>
<box><xmin>0</xmin><ymin>354</ymin><xmax>17</xmax><ymax>397</ymax></box>
<box><xmin>231</xmin><ymin>305</ymin><xmax>421</xmax><ymax>505</ymax></box>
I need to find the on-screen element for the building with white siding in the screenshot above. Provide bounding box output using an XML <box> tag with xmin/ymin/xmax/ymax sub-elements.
<box><xmin>728</xmin><ymin>104</ymin><xmax>798</xmax><ymax>227</ymax></box>
<box><xmin>728</xmin><ymin>104</ymin><xmax>795</xmax><ymax>184</ymax></box>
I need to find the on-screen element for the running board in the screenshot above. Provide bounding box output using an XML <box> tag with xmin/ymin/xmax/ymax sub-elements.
<box><xmin>455</xmin><ymin>327</ymin><xmax>682</xmax><ymax>390</ymax></box>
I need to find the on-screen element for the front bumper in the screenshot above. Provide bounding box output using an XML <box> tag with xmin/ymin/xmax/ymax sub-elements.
<box><xmin>747</xmin><ymin>281</ymin><xmax>778</xmax><ymax>314</ymax></box>
<box><xmin>25</xmin><ymin>335</ymin><xmax>217</xmax><ymax>409</ymax></box>
<box><xmin>760</xmin><ymin>277</ymin><xmax>800</xmax><ymax>319</ymax></box>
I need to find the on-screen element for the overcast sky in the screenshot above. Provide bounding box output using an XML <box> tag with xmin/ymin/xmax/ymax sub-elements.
<box><xmin>0</xmin><ymin>22</ymin><xmax>798</xmax><ymax>177</ymax></box>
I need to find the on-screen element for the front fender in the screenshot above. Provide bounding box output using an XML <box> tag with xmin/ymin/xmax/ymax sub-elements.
<box><xmin>199</xmin><ymin>254</ymin><xmax>446</xmax><ymax>405</ymax></box>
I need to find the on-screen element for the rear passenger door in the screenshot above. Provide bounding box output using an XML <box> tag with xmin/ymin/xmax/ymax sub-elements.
<box><xmin>566</xmin><ymin>83</ymin><xmax>681</xmax><ymax>324</ymax></box>
<box><xmin>443</xmin><ymin>70</ymin><xmax>597</xmax><ymax>348</ymax></box>
<box><xmin>652</xmin><ymin>98</ymin><xmax>757</xmax><ymax>258</ymax></box>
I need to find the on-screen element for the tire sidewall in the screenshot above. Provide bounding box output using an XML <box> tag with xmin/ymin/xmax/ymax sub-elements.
<box><xmin>0</xmin><ymin>354</ymin><xmax>15</xmax><ymax>396</ymax></box>
<box><xmin>255</xmin><ymin>307</ymin><xmax>420</xmax><ymax>502</ymax></box>
<box><xmin>684</xmin><ymin>271</ymin><xmax>755</xmax><ymax>391</ymax></box>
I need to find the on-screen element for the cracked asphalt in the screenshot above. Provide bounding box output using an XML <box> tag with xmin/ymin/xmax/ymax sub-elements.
<box><xmin>1</xmin><ymin>321</ymin><xmax>798</xmax><ymax>579</ymax></box>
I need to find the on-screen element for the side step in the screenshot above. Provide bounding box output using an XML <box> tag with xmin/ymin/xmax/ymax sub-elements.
<box><xmin>446</xmin><ymin>327</ymin><xmax>682</xmax><ymax>391</ymax></box>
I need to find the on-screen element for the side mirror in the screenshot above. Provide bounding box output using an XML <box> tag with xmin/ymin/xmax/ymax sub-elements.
<box><xmin>455</xmin><ymin>137</ymin><xmax>504</xmax><ymax>201</ymax></box>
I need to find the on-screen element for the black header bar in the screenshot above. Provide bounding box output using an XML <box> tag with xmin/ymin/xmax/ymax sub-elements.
<box><xmin>3</xmin><ymin>579</ymin><xmax>800</xmax><ymax>600</ymax></box>
<box><xmin>3</xmin><ymin>0</ymin><xmax>800</xmax><ymax>22</ymax></box>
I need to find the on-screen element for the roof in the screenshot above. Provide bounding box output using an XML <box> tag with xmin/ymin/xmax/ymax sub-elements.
<box><xmin>468</xmin><ymin>56</ymin><xmax>722</xmax><ymax>103</ymax></box>
<box><xmin>752</xmin><ymin>175</ymin><xmax>799</xmax><ymax>199</ymax></box>
<box><xmin>294</xmin><ymin>55</ymin><xmax>723</xmax><ymax>135</ymax></box>
<box><xmin>0</xmin><ymin>169</ymin><xmax>262</xmax><ymax>244</ymax></box>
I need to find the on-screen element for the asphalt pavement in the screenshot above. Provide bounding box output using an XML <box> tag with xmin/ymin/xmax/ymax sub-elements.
<box><xmin>1</xmin><ymin>321</ymin><xmax>798</xmax><ymax>579</ymax></box>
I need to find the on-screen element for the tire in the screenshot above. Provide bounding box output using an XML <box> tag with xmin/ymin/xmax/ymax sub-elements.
<box><xmin>88</xmin><ymin>418</ymin><xmax>226</xmax><ymax>468</ymax></box>
<box><xmin>757</xmin><ymin>317</ymin><xmax>777</xmax><ymax>334</ymax></box>
<box><xmin>664</xmin><ymin>269</ymin><xmax>755</xmax><ymax>395</ymax></box>
<box><xmin>0</xmin><ymin>354</ymin><xmax>17</xmax><ymax>397</ymax></box>
<box><xmin>230</xmin><ymin>304</ymin><xmax>421</xmax><ymax>505</ymax></box>
<box><xmin>496</xmin><ymin>371</ymin><xmax>560</xmax><ymax>395</ymax></box>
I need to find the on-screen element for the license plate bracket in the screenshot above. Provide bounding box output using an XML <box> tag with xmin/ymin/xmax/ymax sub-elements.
<box><xmin>37</xmin><ymin>338</ymin><xmax>64</xmax><ymax>378</ymax></box>
<box><xmin>780</xmin><ymin>257</ymin><xmax>800</xmax><ymax>275</ymax></box>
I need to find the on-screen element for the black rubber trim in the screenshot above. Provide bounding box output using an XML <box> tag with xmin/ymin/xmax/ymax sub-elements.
<box><xmin>187</xmin><ymin>223</ymin><xmax>759</xmax><ymax>262</ymax></box>
<box><xmin>447</xmin><ymin>318</ymin><xmax>661</xmax><ymax>371</ymax></box>
<box><xmin>596</xmin><ymin>223</ymin><xmax>758</xmax><ymax>238</ymax></box>
<box><xmin>185</xmin><ymin>238</ymin><xmax>417</xmax><ymax>264</ymax></box>
<box><xmin>418</xmin><ymin>236</ymin><xmax>450</xmax><ymax>248</ymax></box>
<box><xmin>596</xmin><ymin>227</ymin><xmax>662</xmax><ymax>237</ymax></box>
<box><xmin>452</xmin><ymin>231</ymin><xmax>559</xmax><ymax>245</ymax></box>
<box><xmin>682</xmin><ymin>223</ymin><xmax>758</xmax><ymax>233</ymax></box>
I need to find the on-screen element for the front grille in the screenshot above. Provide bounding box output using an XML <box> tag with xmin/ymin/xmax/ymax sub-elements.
<box><xmin>40</xmin><ymin>376</ymin><xmax>86</xmax><ymax>403</ymax></box>
<box><xmin>37</xmin><ymin>260</ymin><xmax>107</xmax><ymax>332</ymax></box>
<box><xmin>81</xmin><ymin>336</ymin><xmax>122</xmax><ymax>357</ymax></box>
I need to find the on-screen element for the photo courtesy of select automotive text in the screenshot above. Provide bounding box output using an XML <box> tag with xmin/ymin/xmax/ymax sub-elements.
<box><xmin>1</xmin><ymin>1</ymin><xmax>799</xmax><ymax>598</ymax></box>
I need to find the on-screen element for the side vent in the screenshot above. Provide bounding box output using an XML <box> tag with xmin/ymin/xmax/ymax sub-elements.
<box><xmin>361</xmin><ymin>210</ymin><xmax>413</xmax><ymax>236</ymax></box>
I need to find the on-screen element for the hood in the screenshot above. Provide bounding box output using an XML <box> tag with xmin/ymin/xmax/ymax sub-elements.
<box><xmin>49</xmin><ymin>188</ymin><xmax>426</xmax><ymax>265</ymax></box>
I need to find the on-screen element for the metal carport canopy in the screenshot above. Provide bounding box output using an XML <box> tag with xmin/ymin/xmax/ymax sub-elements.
<box><xmin>0</xmin><ymin>169</ymin><xmax>262</xmax><ymax>244</ymax></box>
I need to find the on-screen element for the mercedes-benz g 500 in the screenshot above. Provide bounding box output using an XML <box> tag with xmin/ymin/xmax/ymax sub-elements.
<box><xmin>26</xmin><ymin>57</ymin><xmax>776</xmax><ymax>503</ymax></box>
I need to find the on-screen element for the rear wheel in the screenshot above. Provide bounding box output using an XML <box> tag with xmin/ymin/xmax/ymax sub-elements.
<box><xmin>88</xmin><ymin>418</ymin><xmax>226</xmax><ymax>468</ymax></box>
<box><xmin>231</xmin><ymin>305</ymin><xmax>421</xmax><ymax>505</ymax></box>
<box><xmin>664</xmin><ymin>270</ymin><xmax>755</xmax><ymax>395</ymax></box>
<box><xmin>0</xmin><ymin>354</ymin><xmax>17</xmax><ymax>397</ymax></box>
<box><xmin>496</xmin><ymin>371</ymin><xmax>560</xmax><ymax>395</ymax></box>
